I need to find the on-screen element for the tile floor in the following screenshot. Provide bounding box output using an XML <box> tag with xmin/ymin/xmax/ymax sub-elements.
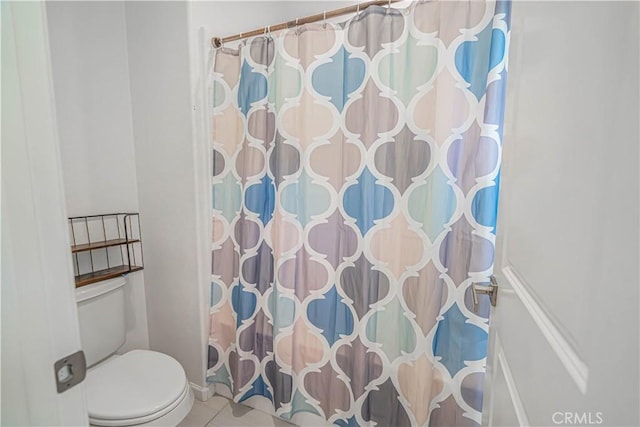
<box><xmin>178</xmin><ymin>395</ymin><xmax>295</xmax><ymax>427</ymax></box>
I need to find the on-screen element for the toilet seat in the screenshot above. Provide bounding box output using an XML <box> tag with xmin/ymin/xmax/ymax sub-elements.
<box><xmin>86</xmin><ymin>350</ymin><xmax>193</xmax><ymax>426</ymax></box>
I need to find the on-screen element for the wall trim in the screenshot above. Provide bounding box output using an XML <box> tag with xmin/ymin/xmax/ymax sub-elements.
<box><xmin>190</xmin><ymin>382</ymin><xmax>215</xmax><ymax>402</ymax></box>
<box><xmin>503</xmin><ymin>266</ymin><xmax>589</xmax><ymax>394</ymax></box>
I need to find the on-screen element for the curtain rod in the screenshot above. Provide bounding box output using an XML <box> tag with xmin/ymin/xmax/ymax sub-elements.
<box><xmin>211</xmin><ymin>0</ymin><xmax>404</xmax><ymax>48</ymax></box>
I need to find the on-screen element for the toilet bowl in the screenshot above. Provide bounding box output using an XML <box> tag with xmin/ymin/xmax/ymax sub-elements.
<box><xmin>86</xmin><ymin>350</ymin><xmax>194</xmax><ymax>426</ymax></box>
<box><xmin>75</xmin><ymin>277</ymin><xmax>194</xmax><ymax>426</ymax></box>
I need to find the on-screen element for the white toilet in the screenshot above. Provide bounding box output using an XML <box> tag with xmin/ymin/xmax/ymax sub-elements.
<box><xmin>75</xmin><ymin>277</ymin><xmax>194</xmax><ymax>426</ymax></box>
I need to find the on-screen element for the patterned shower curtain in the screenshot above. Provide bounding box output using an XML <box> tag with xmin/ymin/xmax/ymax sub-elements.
<box><xmin>208</xmin><ymin>1</ymin><xmax>510</xmax><ymax>426</ymax></box>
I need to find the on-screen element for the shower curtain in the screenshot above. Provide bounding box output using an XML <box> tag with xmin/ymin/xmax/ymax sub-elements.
<box><xmin>208</xmin><ymin>1</ymin><xmax>510</xmax><ymax>426</ymax></box>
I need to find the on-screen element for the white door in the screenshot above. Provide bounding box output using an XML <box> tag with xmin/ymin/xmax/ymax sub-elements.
<box><xmin>482</xmin><ymin>2</ymin><xmax>639</xmax><ymax>426</ymax></box>
<box><xmin>1</xmin><ymin>1</ymin><xmax>88</xmax><ymax>425</ymax></box>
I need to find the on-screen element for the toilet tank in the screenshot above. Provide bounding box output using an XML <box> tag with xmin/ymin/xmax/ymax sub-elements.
<box><xmin>75</xmin><ymin>277</ymin><xmax>127</xmax><ymax>367</ymax></box>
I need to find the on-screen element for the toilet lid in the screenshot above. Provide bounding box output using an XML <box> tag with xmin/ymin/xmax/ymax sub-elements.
<box><xmin>86</xmin><ymin>350</ymin><xmax>187</xmax><ymax>421</ymax></box>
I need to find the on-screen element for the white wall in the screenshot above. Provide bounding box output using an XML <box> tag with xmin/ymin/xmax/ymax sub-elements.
<box><xmin>47</xmin><ymin>1</ymin><xmax>149</xmax><ymax>354</ymax></box>
<box><xmin>47</xmin><ymin>0</ymin><xmax>207</xmax><ymax>389</ymax></box>
<box><xmin>47</xmin><ymin>2</ymin><xmax>139</xmax><ymax>217</ymax></box>
<box><xmin>124</xmin><ymin>1</ymin><xmax>208</xmax><ymax>389</ymax></box>
<box><xmin>189</xmin><ymin>1</ymin><xmax>355</xmax><ymax>46</ymax></box>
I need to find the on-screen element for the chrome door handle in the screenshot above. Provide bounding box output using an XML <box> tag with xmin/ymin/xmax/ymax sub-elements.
<box><xmin>472</xmin><ymin>275</ymin><xmax>498</xmax><ymax>308</ymax></box>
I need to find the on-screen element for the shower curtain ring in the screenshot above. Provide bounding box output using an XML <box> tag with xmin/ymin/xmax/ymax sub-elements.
<box><xmin>323</xmin><ymin>11</ymin><xmax>327</xmax><ymax>28</ymax></box>
<box><xmin>356</xmin><ymin>3</ymin><xmax>360</xmax><ymax>17</ymax></box>
<box><xmin>295</xmin><ymin>18</ymin><xmax>300</xmax><ymax>35</ymax></box>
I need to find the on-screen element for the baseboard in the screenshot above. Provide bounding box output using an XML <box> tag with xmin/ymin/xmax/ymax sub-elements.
<box><xmin>189</xmin><ymin>381</ymin><xmax>215</xmax><ymax>402</ymax></box>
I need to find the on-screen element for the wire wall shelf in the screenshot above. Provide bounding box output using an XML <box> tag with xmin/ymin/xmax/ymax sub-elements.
<box><xmin>68</xmin><ymin>213</ymin><xmax>144</xmax><ymax>287</ymax></box>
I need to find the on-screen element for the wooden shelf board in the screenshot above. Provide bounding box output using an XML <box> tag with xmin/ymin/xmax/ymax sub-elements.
<box><xmin>75</xmin><ymin>265</ymin><xmax>143</xmax><ymax>288</ymax></box>
<box><xmin>71</xmin><ymin>238</ymin><xmax>140</xmax><ymax>253</ymax></box>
